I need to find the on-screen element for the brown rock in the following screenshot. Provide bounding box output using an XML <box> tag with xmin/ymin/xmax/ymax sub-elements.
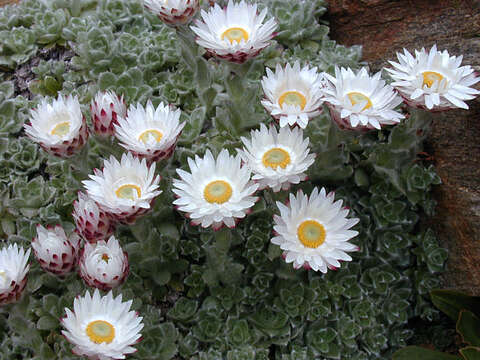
<box><xmin>0</xmin><ymin>0</ymin><xmax>19</xmax><ymax>5</ymax></box>
<box><xmin>327</xmin><ymin>0</ymin><xmax>480</xmax><ymax>294</ymax></box>
<box><xmin>328</xmin><ymin>0</ymin><xmax>480</xmax><ymax>70</ymax></box>
<box><xmin>427</xmin><ymin>103</ymin><xmax>480</xmax><ymax>296</ymax></box>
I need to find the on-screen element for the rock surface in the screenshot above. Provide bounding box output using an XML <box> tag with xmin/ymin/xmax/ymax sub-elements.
<box><xmin>0</xmin><ymin>0</ymin><xmax>18</xmax><ymax>5</ymax></box>
<box><xmin>328</xmin><ymin>0</ymin><xmax>480</xmax><ymax>294</ymax></box>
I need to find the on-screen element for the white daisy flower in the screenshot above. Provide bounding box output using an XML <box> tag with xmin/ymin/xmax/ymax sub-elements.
<box><xmin>0</xmin><ymin>244</ymin><xmax>30</xmax><ymax>305</ymax></box>
<box><xmin>385</xmin><ymin>44</ymin><xmax>480</xmax><ymax>111</ymax></box>
<box><xmin>239</xmin><ymin>124</ymin><xmax>315</xmax><ymax>192</ymax></box>
<box><xmin>190</xmin><ymin>0</ymin><xmax>277</xmax><ymax>64</ymax></box>
<box><xmin>82</xmin><ymin>152</ymin><xmax>162</xmax><ymax>224</ymax></box>
<box><xmin>114</xmin><ymin>101</ymin><xmax>185</xmax><ymax>163</ymax></box>
<box><xmin>79</xmin><ymin>236</ymin><xmax>129</xmax><ymax>291</ymax></box>
<box><xmin>322</xmin><ymin>67</ymin><xmax>405</xmax><ymax>131</ymax></box>
<box><xmin>272</xmin><ymin>188</ymin><xmax>360</xmax><ymax>273</ymax></box>
<box><xmin>144</xmin><ymin>0</ymin><xmax>199</xmax><ymax>25</ymax></box>
<box><xmin>61</xmin><ymin>289</ymin><xmax>143</xmax><ymax>360</ymax></box>
<box><xmin>261</xmin><ymin>62</ymin><xmax>324</xmax><ymax>128</ymax></box>
<box><xmin>73</xmin><ymin>192</ymin><xmax>116</xmax><ymax>244</ymax></box>
<box><xmin>91</xmin><ymin>91</ymin><xmax>127</xmax><ymax>137</ymax></box>
<box><xmin>32</xmin><ymin>224</ymin><xmax>81</xmax><ymax>276</ymax></box>
<box><xmin>173</xmin><ymin>149</ymin><xmax>258</xmax><ymax>230</ymax></box>
<box><xmin>24</xmin><ymin>94</ymin><xmax>88</xmax><ymax>157</ymax></box>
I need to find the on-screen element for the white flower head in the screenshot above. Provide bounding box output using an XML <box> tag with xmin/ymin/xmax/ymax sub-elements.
<box><xmin>144</xmin><ymin>0</ymin><xmax>199</xmax><ymax>25</ymax></box>
<box><xmin>272</xmin><ymin>188</ymin><xmax>360</xmax><ymax>273</ymax></box>
<box><xmin>190</xmin><ymin>0</ymin><xmax>277</xmax><ymax>63</ymax></box>
<box><xmin>32</xmin><ymin>224</ymin><xmax>81</xmax><ymax>276</ymax></box>
<box><xmin>91</xmin><ymin>90</ymin><xmax>126</xmax><ymax>137</ymax></box>
<box><xmin>24</xmin><ymin>94</ymin><xmax>88</xmax><ymax>157</ymax></box>
<box><xmin>73</xmin><ymin>192</ymin><xmax>116</xmax><ymax>244</ymax></box>
<box><xmin>322</xmin><ymin>67</ymin><xmax>405</xmax><ymax>131</ymax></box>
<box><xmin>386</xmin><ymin>44</ymin><xmax>480</xmax><ymax>111</ymax></box>
<box><xmin>114</xmin><ymin>101</ymin><xmax>185</xmax><ymax>163</ymax></box>
<box><xmin>261</xmin><ymin>62</ymin><xmax>324</xmax><ymax>128</ymax></box>
<box><xmin>82</xmin><ymin>152</ymin><xmax>162</xmax><ymax>224</ymax></box>
<box><xmin>62</xmin><ymin>289</ymin><xmax>143</xmax><ymax>360</ymax></box>
<box><xmin>0</xmin><ymin>244</ymin><xmax>30</xmax><ymax>305</ymax></box>
<box><xmin>239</xmin><ymin>124</ymin><xmax>315</xmax><ymax>192</ymax></box>
<box><xmin>79</xmin><ymin>236</ymin><xmax>129</xmax><ymax>291</ymax></box>
<box><xmin>173</xmin><ymin>149</ymin><xmax>259</xmax><ymax>230</ymax></box>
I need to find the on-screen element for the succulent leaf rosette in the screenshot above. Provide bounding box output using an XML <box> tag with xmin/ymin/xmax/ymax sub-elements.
<box><xmin>61</xmin><ymin>289</ymin><xmax>143</xmax><ymax>359</ymax></box>
<box><xmin>24</xmin><ymin>94</ymin><xmax>88</xmax><ymax>157</ymax></box>
<box><xmin>79</xmin><ymin>236</ymin><xmax>129</xmax><ymax>291</ymax></box>
<box><xmin>386</xmin><ymin>44</ymin><xmax>480</xmax><ymax>111</ymax></box>
<box><xmin>144</xmin><ymin>0</ymin><xmax>200</xmax><ymax>26</ymax></box>
<box><xmin>173</xmin><ymin>149</ymin><xmax>259</xmax><ymax>230</ymax></box>
<box><xmin>272</xmin><ymin>188</ymin><xmax>360</xmax><ymax>273</ymax></box>
<box><xmin>191</xmin><ymin>0</ymin><xmax>277</xmax><ymax>63</ymax></box>
<box><xmin>0</xmin><ymin>244</ymin><xmax>30</xmax><ymax>306</ymax></box>
<box><xmin>239</xmin><ymin>124</ymin><xmax>315</xmax><ymax>192</ymax></box>
<box><xmin>114</xmin><ymin>101</ymin><xmax>185</xmax><ymax>163</ymax></box>
<box><xmin>32</xmin><ymin>224</ymin><xmax>81</xmax><ymax>276</ymax></box>
<box><xmin>82</xmin><ymin>152</ymin><xmax>162</xmax><ymax>224</ymax></box>
<box><xmin>322</xmin><ymin>67</ymin><xmax>405</xmax><ymax>131</ymax></box>
<box><xmin>261</xmin><ymin>61</ymin><xmax>324</xmax><ymax>128</ymax></box>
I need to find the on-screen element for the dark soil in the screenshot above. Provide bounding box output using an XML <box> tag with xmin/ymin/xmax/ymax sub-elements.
<box><xmin>408</xmin><ymin>313</ymin><xmax>461</xmax><ymax>355</ymax></box>
<box><xmin>10</xmin><ymin>46</ymin><xmax>74</xmax><ymax>99</ymax></box>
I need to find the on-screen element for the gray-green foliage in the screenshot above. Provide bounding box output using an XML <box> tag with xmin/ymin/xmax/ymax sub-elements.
<box><xmin>30</xmin><ymin>59</ymin><xmax>67</xmax><ymax>96</ymax></box>
<box><xmin>0</xmin><ymin>0</ymin><xmax>447</xmax><ymax>359</ymax></box>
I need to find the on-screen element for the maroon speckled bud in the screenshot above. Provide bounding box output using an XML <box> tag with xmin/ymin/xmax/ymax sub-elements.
<box><xmin>32</xmin><ymin>225</ymin><xmax>81</xmax><ymax>276</ymax></box>
<box><xmin>73</xmin><ymin>192</ymin><xmax>116</xmax><ymax>243</ymax></box>
<box><xmin>91</xmin><ymin>91</ymin><xmax>127</xmax><ymax>137</ymax></box>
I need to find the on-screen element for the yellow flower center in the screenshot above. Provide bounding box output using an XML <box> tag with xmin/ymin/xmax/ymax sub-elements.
<box><xmin>115</xmin><ymin>184</ymin><xmax>141</xmax><ymax>200</ymax></box>
<box><xmin>204</xmin><ymin>180</ymin><xmax>232</xmax><ymax>204</ymax></box>
<box><xmin>0</xmin><ymin>271</ymin><xmax>7</xmax><ymax>285</ymax></box>
<box><xmin>278</xmin><ymin>91</ymin><xmax>307</xmax><ymax>110</ymax></box>
<box><xmin>50</xmin><ymin>121</ymin><xmax>71</xmax><ymax>137</ymax></box>
<box><xmin>347</xmin><ymin>92</ymin><xmax>372</xmax><ymax>111</ymax></box>
<box><xmin>138</xmin><ymin>129</ymin><xmax>163</xmax><ymax>144</ymax></box>
<box><xmin>101</xmin><ymin>254</ymin><xmax>110</xmax><ymax>263</ymax></box>
<box><xmin>221</xmin><ymin>27</ymin><xmax>249</xmax><ymax>44</ymax></box>
<box><xmin>262</xmin><ymin>148</ymin><xmax>291</xmax><ymax>170</ymax></box>
<box><xmin>86</xmin><ymin>320</ymin><xmax>115</xmax><ymax>344</ymax></box>
<box><xmin>422</xmin><ymin>71</ymin><xmax>444</xmax><ymax>88</ymax></box>
<box><xmin>297</xmin><ymin>220</ymin><xmax>326</xmax><ymax>248</ymax></box>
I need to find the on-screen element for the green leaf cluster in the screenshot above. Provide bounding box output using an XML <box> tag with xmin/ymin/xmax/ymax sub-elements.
<box><xmin>394</xmin><ymin>291</ymin><xmax>480</xmax><ymax>360</ymax></box>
